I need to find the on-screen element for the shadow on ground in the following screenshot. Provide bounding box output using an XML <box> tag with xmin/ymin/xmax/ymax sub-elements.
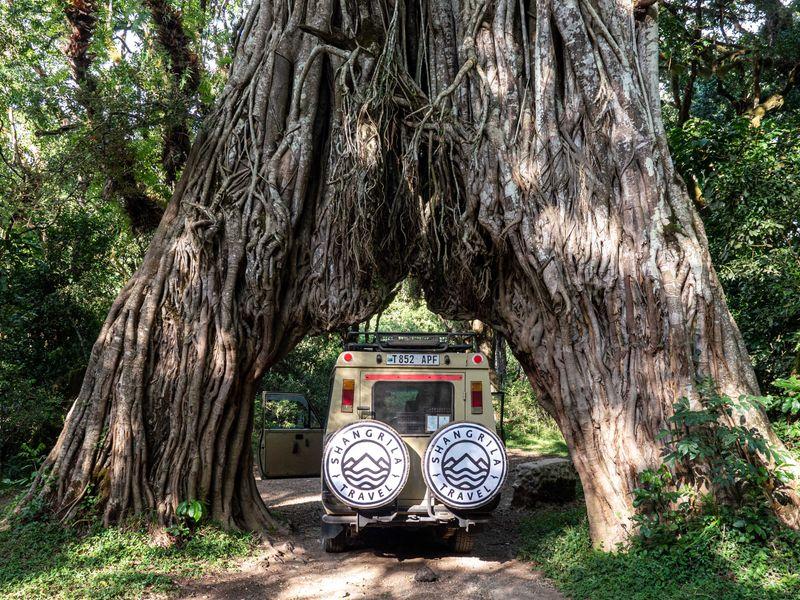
<box><xmin>178</xmin><ymin>451</ymin><xmax>564</xmax><ymax>600</ymax></box>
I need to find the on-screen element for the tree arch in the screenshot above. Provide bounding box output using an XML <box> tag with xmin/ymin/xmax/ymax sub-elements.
<box><xmin>23</xmin><ymin>0</ymin><xmax>800</xmax><ymax>548</ymax></box>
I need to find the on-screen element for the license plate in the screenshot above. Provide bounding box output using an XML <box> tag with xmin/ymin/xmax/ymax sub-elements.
<box><xmin>386</xmin><ymin>353</ymin><xmax>440</xmax><ymax>366</ymax></box>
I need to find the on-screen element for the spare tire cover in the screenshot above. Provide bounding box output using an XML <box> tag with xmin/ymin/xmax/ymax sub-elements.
<box><xmin>323</xmin><ymin>421</ymin><xmax>409</xmax><ymax>509</ymax></box>
<box><xmin>422</xmin><ymin>422</ymin><xmax>507</xmax><ymax>510</ymax></box>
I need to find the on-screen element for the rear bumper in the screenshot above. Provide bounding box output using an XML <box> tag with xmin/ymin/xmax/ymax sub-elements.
<box><xmin>322</xmin><ymin>511</ymin><xmax>490</xmax><ymax>528</ymax></box>
<box><xmin>321</xmin><ymin>493</ymin><xmax>499</xmax><ymax>532</ymax></box>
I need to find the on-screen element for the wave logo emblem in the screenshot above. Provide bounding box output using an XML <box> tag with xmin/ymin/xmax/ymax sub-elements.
<box><xmin>341</xmin><ymin>444</ymin><xmax>391</xmax><ymax>490</ymax></box>
<box><xmin>442</xmin><ymin>445</ymin><xmax>490</xmax><ymax>490</ymax></box>
<box><xmin>324</xmin><ymin>421</ymin><xmax>409</xmax><ymax>509</ymax></box>
<box><xmin>423</xmin><ymin>422</ymin><xmax>507</xmax><ymax>509</ymax></box>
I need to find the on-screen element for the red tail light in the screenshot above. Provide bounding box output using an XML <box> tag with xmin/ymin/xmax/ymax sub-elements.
<box><xmin>341</xmin><ymin>379</ymin><xmax>354</xmax><ymax>412</ymax></box>
<box><xmin>471</xmin><ymin>381</ymin><xmax>483</xmax><ymax>414</ymax></box>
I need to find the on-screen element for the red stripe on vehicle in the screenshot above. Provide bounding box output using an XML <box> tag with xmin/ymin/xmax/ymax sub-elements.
<box><xmin>364</xmin><ymin>373</ymin><xmax>463</xmax><ymax>381</ymax></box>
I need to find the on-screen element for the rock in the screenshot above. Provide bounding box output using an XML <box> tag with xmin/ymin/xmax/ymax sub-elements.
<box><xmin>414</xmin><ymin>566</ymin><xmax>439</xmax><ymax>582</ymax></box>
<box><xmin>512</xmin><ymin>457</ymin><xmax>578</xmax><ymax>507</ymax></box>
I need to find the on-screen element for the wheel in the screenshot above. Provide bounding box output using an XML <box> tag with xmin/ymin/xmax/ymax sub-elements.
<box><xmin>323</xmin><ymin>532</ymin><xmax>348</xmax><ymax>553</ymax></box>
<box><xmin>450</xmin><ymin>528</ymin><xmax>474</xmax><ymax>553</ymax></box>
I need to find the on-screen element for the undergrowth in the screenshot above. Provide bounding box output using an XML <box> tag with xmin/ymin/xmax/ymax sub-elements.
<box><xmin>0</xmin><ymin>517</ymin><xmax>256</xmax><ymax>599</ymax></box>
<box><xmin>503</xmin><ymin>428</ymin><xmax>568</xmax><ymax>456</ymax></box>
<box><xmin>519</xmin><ymin>381</ymin><xmax>800</xmax><ymax>600</ymax></box>
<box><xmin>519</xmin><ymin>505</ymin><xmax>800</xmax><ymax>600</ymax></box>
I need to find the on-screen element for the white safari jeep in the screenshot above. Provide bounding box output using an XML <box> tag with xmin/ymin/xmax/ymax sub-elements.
<box><xmin>320</xmin><ymin>332</ymin><xmax>508</xmax><ymax>553</ymax></box>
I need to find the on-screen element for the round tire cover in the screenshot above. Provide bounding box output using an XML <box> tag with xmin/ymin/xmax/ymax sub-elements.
<box><xmin>422</xmin><ymin>422</ymin><xmax>507</xmax><ymax>509</ymax></box>
<box><xmin>323</xmin><ymin>421</ymin><xmax>409</xmax><ymax>509</ymax></box>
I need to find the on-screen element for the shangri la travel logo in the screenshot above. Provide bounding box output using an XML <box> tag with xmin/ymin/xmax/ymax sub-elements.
<box><xmin>323</xmin><ymin>421</ymin><xmax>409</xmax><ymax>509</ymax></box>
<box><xmin>423</xmin><ymin>422</ymin><xmax>507</xmax><ymax>509</ymax></box>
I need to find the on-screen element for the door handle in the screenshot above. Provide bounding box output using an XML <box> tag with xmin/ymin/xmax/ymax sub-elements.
<box><xmin>295</xmin><ymin>433</ymin><xmax>304</xmax><ymax>440</ymax></box>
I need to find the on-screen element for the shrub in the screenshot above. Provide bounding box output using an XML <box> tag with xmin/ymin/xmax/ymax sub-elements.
<box><xmin>633</xmin><ymin>381</ymin><xmax>793</xmax><ymax>549</ymax></box>
<box><xmin>761</xmin><ymin>376</ymin><xmax>800</xmax><ymax>452</ymax></box>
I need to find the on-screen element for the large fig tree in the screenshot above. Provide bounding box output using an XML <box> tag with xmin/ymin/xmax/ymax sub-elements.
<box><xmin>23</xmin><ymin>0</ymin><xmax>800</xmax><ymax>548</ymax></box>
<box><xmin>409</xmin><ymin>0</ymin><xmax>800</xmax><ymax>546</ymax></box>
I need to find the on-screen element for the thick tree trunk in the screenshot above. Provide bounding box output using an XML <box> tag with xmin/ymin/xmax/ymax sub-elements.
<box><xmin>410</xmin><ymin>0</ymin><xmax>800</xmax><ymax>547</ymax></box>
<box><xmin>24</xmin><ymin>0</ymin><xmax>409</xmax><ymax>529</ymax></box>
<box><xmin>28</xmin><ymin>0</ymin><xmax>800</xmax><ymax>549</ymax></box>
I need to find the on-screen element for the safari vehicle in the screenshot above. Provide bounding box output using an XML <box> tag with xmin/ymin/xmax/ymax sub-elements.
<box><xmin>258</xmin><ymin>392</ymin><xmax>324</xmax><ymax>478</ymax></box>
<box><xmin>320</xmin><ymin>332</ymin><xmax>508</xmax><ymax>553</ymax></box>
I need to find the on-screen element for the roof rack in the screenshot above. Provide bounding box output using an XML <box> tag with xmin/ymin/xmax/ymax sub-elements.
<box><xmin>344</xmin><ymin>332</ymin><xmax>477</xmax><ymax>353</ymax></box>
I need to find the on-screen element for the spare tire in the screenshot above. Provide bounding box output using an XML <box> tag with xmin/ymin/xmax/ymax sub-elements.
<box><xmin>323</xmin><ymin>421</ymin><xmax>409</xmax><ymax>510</ymax></box>
<box><xmin>422</xmin><ymin>422</ymin><xmax>507</xmax><ymax>510</ymax></box>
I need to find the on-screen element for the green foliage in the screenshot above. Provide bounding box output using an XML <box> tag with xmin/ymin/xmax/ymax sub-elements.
<box><xmin>769</xmin><ymin>376</ymin><xmax>800</xmax><ymax>415</ymax></box>
<box><xmin>369</xmin><ymin>282</ymin><xmax>451</xmax><ymax>332</ymax></box>
<box><xmin>761</xmin><ymin>376</ymin><xmax>800</xmax><ymax>451</ymax></box>
<box><xmin>259</xmin><ymin>334</ymin><xmax>342</xmax><ymax>417</ymax></box>
<box><xmin>630</xmin><ymin>465</ymin><xmax>693</xmax><ymax>546</ymax></box>
<box><xmin>0</xmin><ymin>443</ymin><xmax>44</xmax><ymax>491</ymax></box>
<box><xmin>176</xmin><ymin>500</ymin><xmax>206</xmax><ymax>526</ymax></box>
<box><xmin>0</xmin><ymin>195</ymin><xmax>141</xmax><ymax>478</ymax></box>
<box><xmin>167</xmin><ymin>499</ymin><xmax>207</xmax><ymax>543</ymax></box>
<box><xmin>669</xmin><ymin>115</ymin><xmax>800</xmax><ymax>386</ymax></box>
<box><xmin>498</xmin><ymin>355</ymin><xmax>564</xmax><ymax>452</ymax></box>
<box><xmin>659</xmin><ymin>0</ymin><xmax>800</xmax><ymax>123</ymax></box>
<box><xmin>519</xmin><ymin>504</ymin><xmax>800</xmax><ymax>600</ymax></box>
<box><xmin>262</xmin><ymin>398</ymin><xmax>312</xmax><ymax>429</ymax></box>
<box><xmin>659</xmin><ymin>0</ymin><xmax>800</xmax><ymax>390</ymax></box>
<box><xmin>0</xmin><ymin>519</ymin><xmax>255</xmax><ymax>599</ymax></box>
<box><xmin>0</xmin><ymin>0</ymin><xmax>247</xmax><ymax>479</ymax></box>
<box><xmin>632</xmin><ymin>382</ymin><xmax>793</xmax><ymax>553</ymax></box>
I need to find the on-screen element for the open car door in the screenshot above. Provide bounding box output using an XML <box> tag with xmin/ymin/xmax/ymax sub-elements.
<box><xmin>258</xmin><ymin>392</ymin><xmax>324</xmax><ymax>478</ymax></box>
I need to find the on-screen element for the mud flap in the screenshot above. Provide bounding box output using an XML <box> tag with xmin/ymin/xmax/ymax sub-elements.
<box><xmin>321</xmin><ymin>522</ymin><xmax>345</xmax><ymax>541</ymax></box>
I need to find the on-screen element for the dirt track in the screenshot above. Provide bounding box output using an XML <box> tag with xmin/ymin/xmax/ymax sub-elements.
<box><xmin>177</xmin><ymin>450</ymin><xmax>565</xmax><ymax>599</ymax></box>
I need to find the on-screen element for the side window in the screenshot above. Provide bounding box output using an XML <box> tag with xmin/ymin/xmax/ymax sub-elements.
<box><xmin>264</xmin><ymin>395</ymin><xmax>308</xmax><ymax>429</ymax></box>
<box><xmin>372</xmin><ymin>382</ymin><xmax>454</xmax><ymax>434</ymax></box>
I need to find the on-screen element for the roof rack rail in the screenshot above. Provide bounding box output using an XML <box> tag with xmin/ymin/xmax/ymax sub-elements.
<box><xmin>344</xmin><ymin>332</ymin><xmax>477</xmax><ymax>353</ymax></box>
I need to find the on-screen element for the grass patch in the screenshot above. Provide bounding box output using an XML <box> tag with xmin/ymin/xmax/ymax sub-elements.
<box><xmin>504</xmin><ymin>428</ymin><xmax>568</xmax><ymax>456</ymax></box>
<box><xmin>519</xmin><ymin>505</ymin><xmax>800</xmax><ymax>600</ymax></box>
<box><xmin>0</xmin><ymin>518</ymin><xmax>257</xmax><ymax>599</ymax></box>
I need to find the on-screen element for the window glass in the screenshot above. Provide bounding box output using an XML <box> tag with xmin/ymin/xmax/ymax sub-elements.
<box><xmin>372</xmin><ymin>381</ymin><xmax>454</xmax><ymax>434</ymax></box>
<box><xmin>264</xmin><ymin>396</ymin><xmax>307</xmax><ymax>429</ymax></box>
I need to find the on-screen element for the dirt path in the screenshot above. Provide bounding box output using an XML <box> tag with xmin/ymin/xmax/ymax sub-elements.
<box><xmin>178</xmin><ymin>450</ymin><xmax>565</xmax><ymax>599</ymax></box>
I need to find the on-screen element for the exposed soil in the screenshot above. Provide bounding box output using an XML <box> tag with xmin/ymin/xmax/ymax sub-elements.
<box><xmin>176</xmin><ymin>450</ymin><xmax>565</xmax><ymax>599</ymax></box>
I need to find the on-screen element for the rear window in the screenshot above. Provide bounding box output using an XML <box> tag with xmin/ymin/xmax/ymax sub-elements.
<box><xmin>372</xmin><ymin>381</ymin><xmax>454</xmax><ymax>434</ymax></box>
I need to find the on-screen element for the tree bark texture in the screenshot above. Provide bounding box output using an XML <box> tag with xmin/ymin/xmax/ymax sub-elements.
<box><xmin>28</xmin><ymin>0</ymin><xmax>410</xmax><ymax>529</ymax></box>
<box><xmin>406</xmin><ymin>0</ymin><xmax>800</xmax><ymax>547</ymax></box>
<box><xmin>29</xmin><ymin>0</ymin><xmax>800</xmax><ymax>547</ymax></box>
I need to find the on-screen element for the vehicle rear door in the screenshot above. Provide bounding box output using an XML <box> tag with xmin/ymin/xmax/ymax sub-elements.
<box><xmin>362</xmin><ymin>370</ymin><xmax>466</xmax><ymax>502</ymax></box>
<box><xmin>258</xmin><ymin>393</ymin><xmax>324</xmax><ymax>478</ymax></box>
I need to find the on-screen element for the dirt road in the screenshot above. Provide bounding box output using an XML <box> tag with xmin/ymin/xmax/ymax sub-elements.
<box><xmin>178</xmin><ymin>450</ymin><xmax>565</xmax><ymax>599</ymax></box>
